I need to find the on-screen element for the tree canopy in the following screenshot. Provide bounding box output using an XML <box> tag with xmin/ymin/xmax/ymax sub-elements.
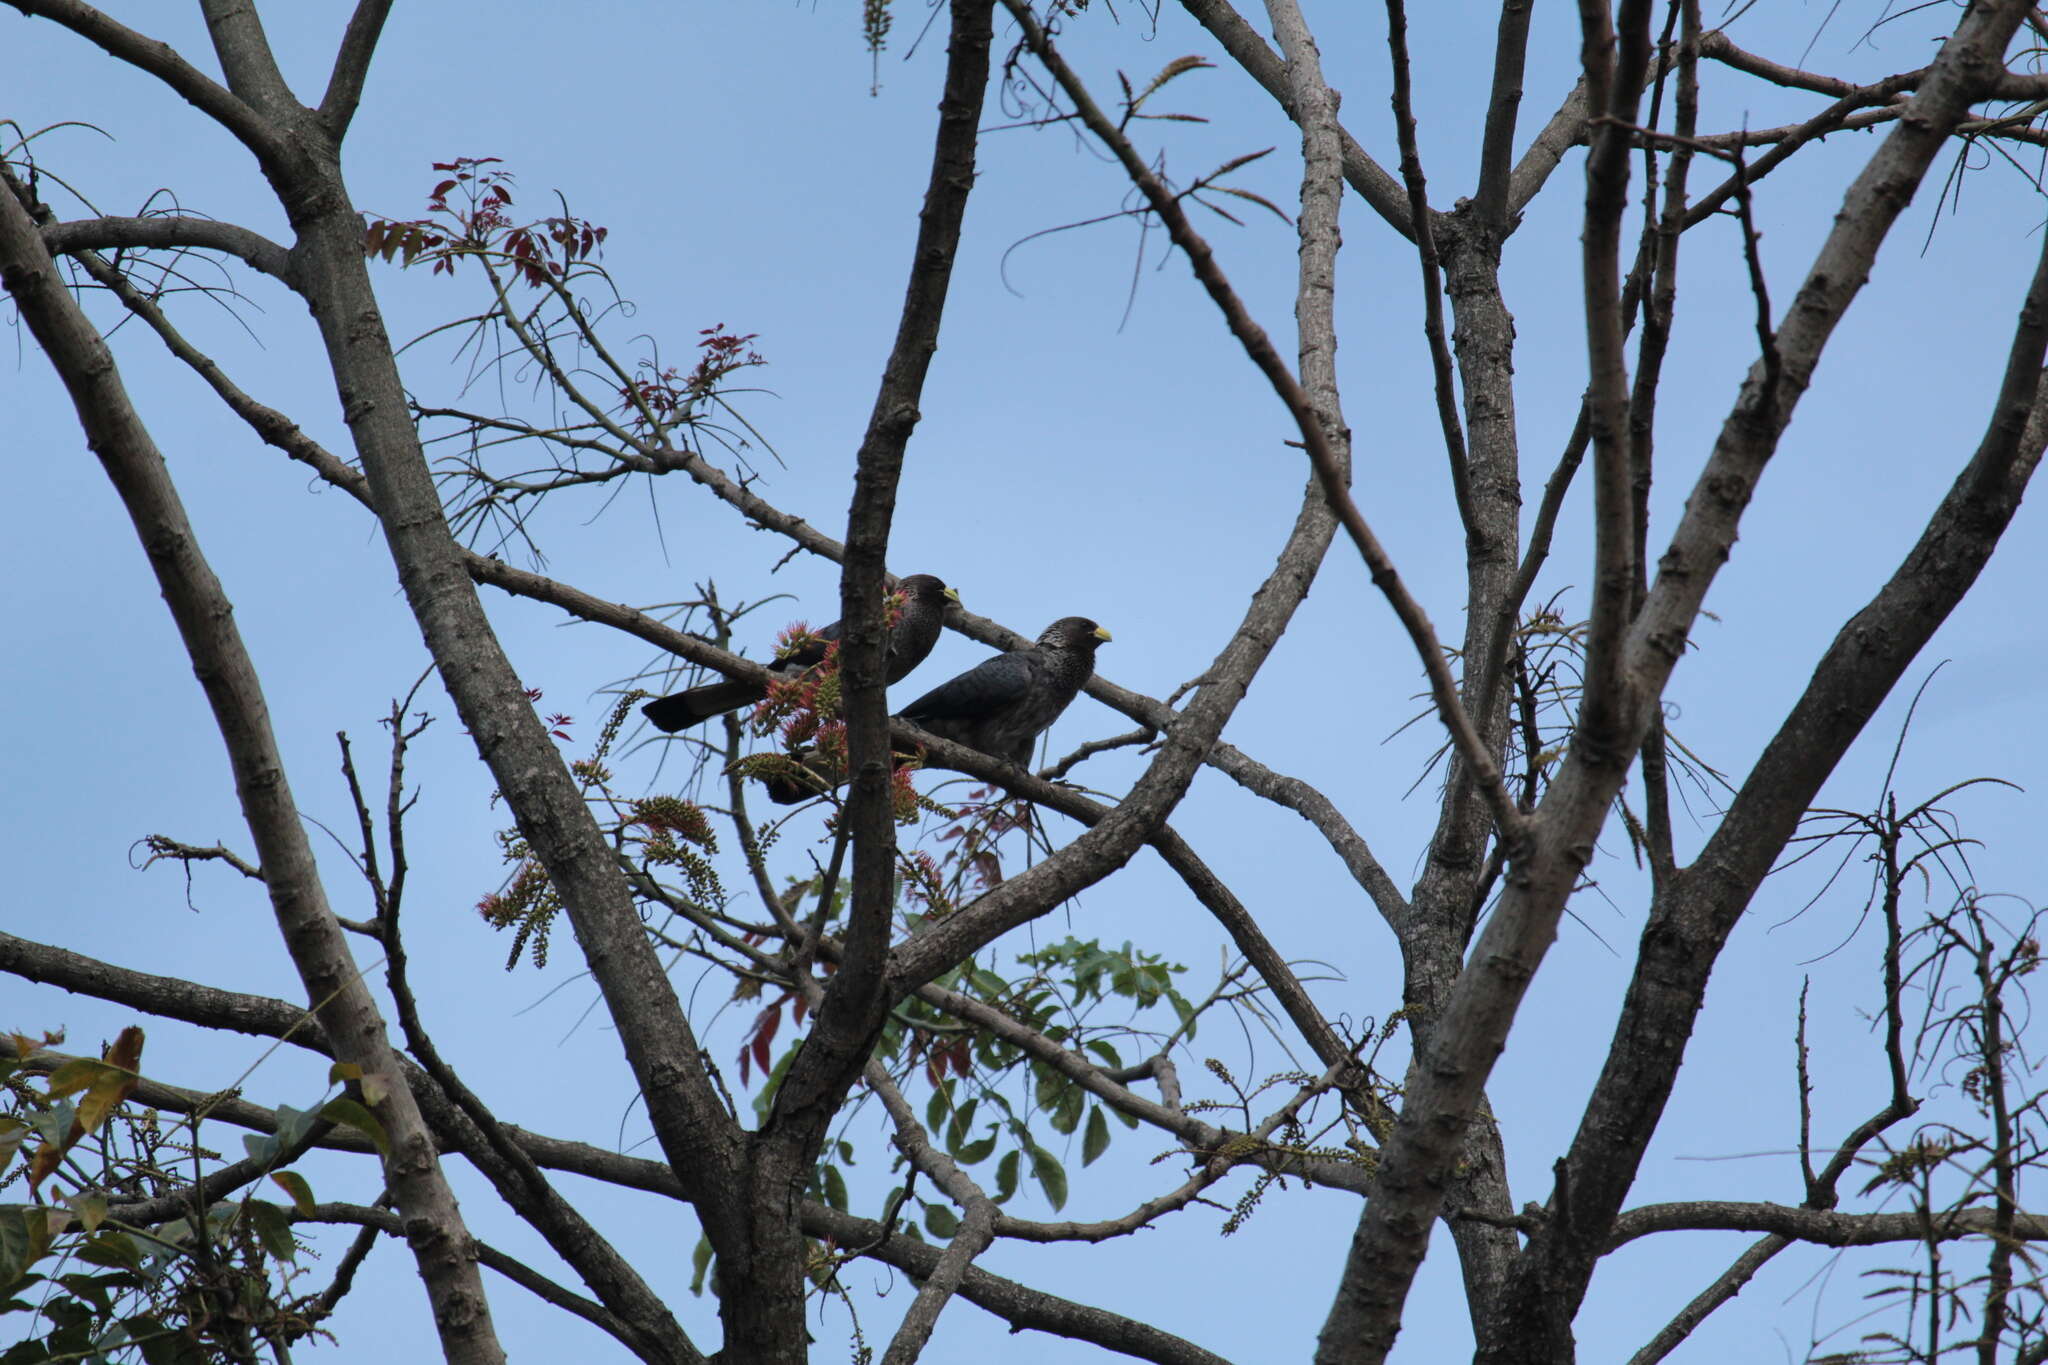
<box><xmin>8</xmin><ymin>2</ymin><xmax>2048</xmax><ymax>1363</ymax></box>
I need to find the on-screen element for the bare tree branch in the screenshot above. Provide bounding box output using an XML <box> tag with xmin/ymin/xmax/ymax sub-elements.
<box><xmin>1475</xmin><ymin>0</ymin><xmax>1536</xmax><ymax>226</ymax></box>
<box><xmin>1480</xmin><ymin>115</ymin><xmax>2048</xmax><ymax>1365</ymax></box>
<box><xmin>1378</xmin><ymin>0</ymin><xmax>1476</xmax><ymax>535</ymax></box>
<box><xmin>769</xmin><ymin>0</ymin><xmax>997</xmax><ymax>1193</ymax></box>
<box><xmin>0</xmin><ymin>940</ymin><xmax>1249</xmax><ymax>1361</ymax></box>
<box><xmin>863</xmin><ymin>1061</ymin><xmax>1001</xmax><ymax>1362</ymax></box>
<box><xmin>193</xmin><ymin>0</ymin><xmax>298</xmax><ymax>118</ymax></box>
<box><xmin>1176</xmin><ymin>0</ymin><xmax>1417</xmax><ymax>240</ymax></box>
<box><xmin>75</xmin><ymin>198</ymin><xmax>1413</xmax><ymax>947</ymax></box>
<box><xmin>18</xmin><ymin>20</ymin><xmax>753</xmax><ymax>1260</ymax></box>
<box><xmin>1507</xmin><ymin>76</ymin><xmax>1592</xmax><ymax>217</ymax></box>
<box><xmin>295</xmin><ymin>1203</ymin><xmax>640</xmax><ymax>1354</ymax></box>
<box><xmin>810</xmin><ymin>1204</ymin><xmax>1237</xmax><ymax>1365</ymax></box>
<box><xmin>41</xmin><ymin>215</ymin><xmax>292</xmax><ymax>280</ymax></box>
<box><xmin>1001</xmin><ymin>0</ymin><xmax>1525</xmax><ymax>851</ymax></box>
<box><xmin>364</xmin><ymin>720</ymin><xmax>703</xmax><ymax>1365</ymax></box>
<box><xmin>1698</xmin><ymin>28</ymin><xmax>2048</xmax><ymax>103</ymax></box>
<box><xmin>884</xmin><ymin>720</ymin><xmax>1360</xmax><ymax>1084</ymax></box>
<box><xmin>0</xmin><ymin>164</ymin><xmax>505</xmax><ymax>1365</ymax></box>
<box><xmin>1573</xmin><ymin>0</ymin><xmax>1656</xmax><ymax>780</ymax></box>
<box><xmin>1322</xmin><ymin>6</ymin><xmax>2036</xmax><ymax>1360</ymax></box>
<box><xmin>1624</xmin><ymin>1233</ymin><xmax>1788</xmax><ymax>1365</ymax></box>
<box><xmin>317</xmin><ymin>0</ymin><xmax>394</xmax><ymax>136</ymax></box>
<box><xmin>1608</xmin><ymin>1201</ymin><xmax>2048</xmax><ymax>1248</ymax></box>
<box><xmin>1</xmin><ymin>0</ymin><xmax>286</xmax><ymax>161</ymax></box>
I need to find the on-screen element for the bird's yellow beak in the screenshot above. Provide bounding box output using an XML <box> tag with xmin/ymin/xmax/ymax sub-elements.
<box><xmin>1093</xmin><ymin>625</ymin><xmax>1113</xmax><ymax>643</ymax></box>
<box><xmin>944</xmin><ymin>587</ymin><xmax>961</xmax><ymax>604</ymax></box>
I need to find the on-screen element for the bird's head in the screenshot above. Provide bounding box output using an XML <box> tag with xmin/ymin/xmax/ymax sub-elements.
<box><xmin>898</xmin><ymin>573</ymin><xmax>958</xmax><ymax>608</ymax></box>
<box><xmin>1040</xmin><ymin>617</ymin><xmax>1112</xmax><ymax>651</ymax></box>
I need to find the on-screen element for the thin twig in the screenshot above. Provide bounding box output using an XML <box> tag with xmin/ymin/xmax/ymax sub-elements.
<box><xmin>1001</xmin><ymin>0</ymin><xmax>1525</xmax><ymax>850</ymax></box>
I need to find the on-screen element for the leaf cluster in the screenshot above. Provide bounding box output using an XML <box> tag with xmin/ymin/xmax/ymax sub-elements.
<box><xmin>1</xmin><ymin>1036</ymin><xmax>386</xmax><ymax>1365</ymax></box>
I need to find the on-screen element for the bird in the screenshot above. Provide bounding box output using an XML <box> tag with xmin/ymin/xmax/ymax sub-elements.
<box><xmin>763</xmin><ymin>615</ymin><xmax>1112</xmax><ymax>803</ymax></box>
<box><xmin>897</xmin><ymin>616</ymin><xmax>1113</xmax><ymax>766</ymax></box>
<box><xmin>642</xmin><ymin>574</ymin><xmax>958</xmax><ymax>733</ymax></box>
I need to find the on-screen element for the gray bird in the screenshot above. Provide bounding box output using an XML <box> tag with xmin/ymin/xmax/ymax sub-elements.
<box><xmin>643</xmin><ymin>574</ymin><xmax>957</xmax><ymax>732</ymax></box>
<box><xmin>897</xmin><ymin>616</ymin><xmax>1113</xmax><ymax>766</ymax></box>
<box><xmin>763</xmin><ymin>615</ymin><xmax>1111</xmax><ymax>804</ymax></box>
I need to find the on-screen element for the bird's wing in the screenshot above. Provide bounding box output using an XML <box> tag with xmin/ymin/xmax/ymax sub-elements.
<box><xmin>900</xmin><ymin>652</ymin><xmax>1037</xmax><ymax>723</ymax></box>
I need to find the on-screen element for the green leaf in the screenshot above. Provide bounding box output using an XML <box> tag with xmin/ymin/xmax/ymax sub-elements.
<box><xmin>272</xmin><ymin>1104</ymin><xmax>316</xmax><ymax>1154</ymax></box>
<box><xmin>944</xmin><ymin>1098</ymin><xmax>978</xmax><ymax>1157</ymax></box>
<box><xmin>994</xmin><ymin>1150</ymin><xmax>1020</xmax><ymax>1205</ymax></box>
<box><xmin>269</xmin><ymin>1171</ymin><xmax>316</xmax><ymax>1216</ymax></box>
<box><xmin>24</xmin><ymin>1102</ymin><xmax>73</xmax><ymax>1147</ymax></box>
<box><xmin>128</xmin><ymin>1312</ymin><xmax>187</xmax><ymax>1365</ymax></box>
<box><xmin>318</xmin><ymin>1099</ymin><xmax>390</xmax><ymax>1158</ymax></box>
<box><xmin>0</xmin><ymin>1207</ymin><xmax>56</xmax><ymax>1293</ymax></box>
<box><xmin>1050</xmin><ymin>1084</ymin><xmax>1084</xmax><ymax>1136</ymax></box>
<box><xmin>689</xmin><ymin>1234</ymin><xmax>715</xmax><ymax>1297</ymax></box>
<box><xmin>42</xmin><ymin>1058</ymin><xmax>102</xmax><ymax>1100</ymax></box>
<box><xmin>923</xmin><ymin>1204</ymin><xmax>959</xmax><ymax>1239</ymax></box>
<box><xmin>1083</xmin><ymin>1106</ymin><xmax>1110</xmax><ymax>1167</ymax></box>
<box><xmin>328</xmin><ymin>1062</ymin><xmax>364</xmax><ymax>1086</ymax></box>
<box><xmin>65</xmin><ymin>1192</ymin><xmax>107</xmax><ymax>1234</ymax></box>
<box><xmin>75</xmin><ymin>1231</ymin><xmax>140</xmax><ymax>1272</ymax></box>
<box><xmin>0</xmin><ymin>1334</ymin><xmax>50</xmax><ymax>1365</ymax></box>
<box><xmin>243</xmin><ymin>1200</ymin><xmax>298</xmax><ymax>1263</ymax></box>
<box><xmin>821</xmin><ymin>1163</ymin><xmax>848</xmax><ymax>1213</ymax></box>
<box><xmin>1033</xmin><ymin>1064</ymin><xmax>1063</xmax><ymax>1113</ymax></box>
<box><xmin>76</xmin><ymin>1056</ymin><xmax>139</xmax><ymax>1139</ymax></box>
<box><xmin>1083</xmin><ymin>1038</ymin><xmax>1122</xmax><ymax>1069</ymax></box>
<box><xmin>956</xmin><ymin>1134</ymin><xmax>996</xmax><ymax>1165</ymax></box>
<box><xmin>55</xmin><ymin>1271</ymin><xmax>113</xmax><ymax>1314</ymax></box>
<box><xmin>1029</xmin><ymin>1145</ymin><xmax>1068</xmax><ymax>1212</ymax></box>
<box><xmin>241</xmin><ymin>1133</ymin><xmax>282</xmax><ymax>1166</ymax></box>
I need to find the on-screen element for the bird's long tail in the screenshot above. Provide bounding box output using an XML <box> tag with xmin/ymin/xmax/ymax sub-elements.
<box><xmin>642</xmin><ymin>679</ymin><xmax>767</xmax><ymax>732</ymax></box>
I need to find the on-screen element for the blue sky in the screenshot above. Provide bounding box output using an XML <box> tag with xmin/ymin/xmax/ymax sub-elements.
<box><xmin>8</xmin><ymin>2</ymin><xmax>2048</xmax><ymax>1361</ymax></box>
